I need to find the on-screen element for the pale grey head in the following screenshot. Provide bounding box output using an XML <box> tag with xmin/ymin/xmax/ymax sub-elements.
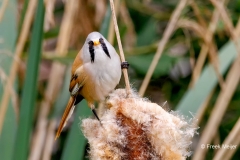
<box><xmin>82</xmin><ymin>32</ymin><xmax>114</xmax><ymax>63</ymax></box>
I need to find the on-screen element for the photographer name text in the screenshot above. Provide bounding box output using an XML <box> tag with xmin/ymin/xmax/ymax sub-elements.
<box><xmin>201</xmin><ymin>144</ymin><xmax>237</xmax><ymax>150</ymax></box>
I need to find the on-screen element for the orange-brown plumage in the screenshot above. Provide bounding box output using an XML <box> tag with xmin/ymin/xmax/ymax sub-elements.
<box><xmin>69</xmin><ymin>50</ymin><xmax>85</xmax><ymax>92</ymax></box>
<box><xmin>55</xmin><ymin>96</ymin><xmax>76</xmax><ymax>140</ymax></box>
<box><xmin>71</xmin><ymin>50</ymin><xmax>83</xmax><ymax>75</ymax></box>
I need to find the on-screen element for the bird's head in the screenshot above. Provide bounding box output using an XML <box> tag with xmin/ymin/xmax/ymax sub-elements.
<box><xmin>82</xmin><ymin>32</ymin><xmax>111</xmax><ymax>63</ymax></box>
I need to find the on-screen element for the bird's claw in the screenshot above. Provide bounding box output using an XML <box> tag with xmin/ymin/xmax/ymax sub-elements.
<box><xmin>121</xmin><ymin>61</ymin><xmax>129</xmax><ymax>69</ymax></box>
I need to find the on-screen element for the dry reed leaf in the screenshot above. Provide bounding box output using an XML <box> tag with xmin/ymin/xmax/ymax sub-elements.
<box><xmin>44</xmin><ymin>0</ymin><xmax>56</xmax><ymax>31</ymax></box>
<box><xmin>210</xmin><ymin>0</ymin><xmax>240</xmax><ymax>52</ymax></box>
<box><xmin>194</xmin><ymin>89</ymin><xmax>215</xmax><ymax>126</ymax></box>
<box><xmin>234</xmin><ymin>17</ymin><xmax>240</xmax><ymax>38</ymax></box>
<box><xmin>93</xmin><ymin>0</ymin><xmax>106</xmax><ymax>26</ymax></box>
<box><xmin>210</xmin><ymin>0</ymin><xmax>235</xmax><ymax>38</ymax></box>
<box><xmin>177</xmin><ymin>18</ymin><xmax>223</xmax><ymax>87</ymax></box>
<box><xmin>189</xmin><ymin>44</ymin><xmax>208</xmax><ymax>87</ymax></box>
<box><xmin>82</xmin><ymin>89</ymin><xmax>198</xmax><ymax>160</ymax></box>
<box><xmin>139</xmin><ymin>0</ymin><xmax>188</xmax><ymax>97</ymax></box>
<box><xmin>213</xmin><ymin>132</ymin><xmax>221</xmax><ymax>153</ymax></box>
<box><xmin>29</xmin><ymin>0</ymin><xmax>79</xmax><ymax>159</ymax></box>
<box><xmin>189</xmin><ymin>5</ymin><xmax>223</xmax><ymax>87</ymax></box>
<box><xmin>196</xmin><ymin>0</ymin><xmax>227</xmax><ymax>90</ymax></box>
<box><xmin>177</xmin><ymin>19</ymin><xmax>205</xmax><ymax>38</ymax></box>
<box><xmin>207</xmin><ymin>43</ymin><xmax>225</xmax><ymax>89</ymax></box>
<box><xmin>213</xmin><ymin>118</ymin><xmax>240</xmax><ymax>160</ymax></box>
<box><xmin>0</xmin><ymin>0</ymin><xmax>8</xmax><ymax>22</ymax></box>
<box><xmin>0</xmin><ymin>67</ymin><xmax>19</xmax><ymax>120</ymax></box>
<box><xmin>120</xmin><ymin>0</ymin><xmax>136</xmax><ymax>49</ymax></box>
<box><xmin>189</xmin><ymin>0</ymin><xmax>207</xmax><ymax>28</ymax></box>
<box><xmin>108</xmin><ymin>0</ymin><xmax>120</xmax><ymax>45</ymax></box>
<box><xmin>70</xmin><ymin>0</ymin><xmax>96</xmax><ymax>48</ymax></box>
<box><xmin>192</xmin><ymin>54</ymin><xmax>240</xmax><ymax>160</ymax></box>
<box><xmin>182</xmin><ymin>29</ymin><xmax>194</xmax><ymax>70</ymax></box>
<box><xmin>0</xmin><ymin>0</ymin><xmax>38</xmax><ymax>135</ymax></box>
<box><xmin>143</xmin><ymin>0</ymin><xmax>152</xmax><ymax>4</ymax></box>
<box><xmin>182</xmin><ymin>8</ymin><xmax>226</xmax><ymax>89</ymax></box>
<box><xmin>42</xmin><ymin>120</ymin><xmax>57</xmax><ymax>160</ymax></box>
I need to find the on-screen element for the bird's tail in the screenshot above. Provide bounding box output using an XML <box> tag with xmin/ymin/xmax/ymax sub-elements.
<box><xmin>55</xmin><ymin>96</ymin><xmax>76</xmax><ymax>140</ymax></box>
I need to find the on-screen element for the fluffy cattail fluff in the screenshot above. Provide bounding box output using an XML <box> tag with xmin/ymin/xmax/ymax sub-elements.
<box><xmin>81</xmin><ymin>89</ymin><xmax>198</xmax><ymax>160</ymax></box>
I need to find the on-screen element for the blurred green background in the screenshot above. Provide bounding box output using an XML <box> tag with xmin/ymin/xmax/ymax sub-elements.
<box><xmin>0</xmin><ymin>0</ymin><xmax>239</xmax><ymax>159</ymax></box>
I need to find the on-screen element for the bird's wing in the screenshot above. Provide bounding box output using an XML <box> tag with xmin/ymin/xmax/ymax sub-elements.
<box><xmin>69</xmin><ymin>49</ymin><xmax>88</xmax><ymax>94</ymax></box>
<box><xmin>55</xmin><ymin>50</ymin><xmax>87</xmax><ymax>140</ymax></box>
<box><xmin>71</xmin><ymin>49</ymin><xmax>83</xmax><ymax>75</ymax></box>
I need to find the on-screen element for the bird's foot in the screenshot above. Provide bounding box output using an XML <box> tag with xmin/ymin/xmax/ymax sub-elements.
<box><xmin>121</xmin><ymin>61</ymin><xmax>129</xmax><ymax>69</ymax></box>
<box><xmin>92</xmin><ymin>108</ymin><xmax>100</xmax><ymax>121</ymax></box>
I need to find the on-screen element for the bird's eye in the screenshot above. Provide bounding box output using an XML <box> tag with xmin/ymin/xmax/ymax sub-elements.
<box><xmin>88</xmin><ymin>41</ymin><xmax>94</xmax><ymax>45</ymax></box>
<box><xmin>99</xmin><ymin>38</ymin><xmax>103</xmax><ymax>42</ymax></box>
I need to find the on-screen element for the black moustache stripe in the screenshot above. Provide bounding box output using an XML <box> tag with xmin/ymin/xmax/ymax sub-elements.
<box><xmin>99</xmin><ymin>38</ymin><xmax>111</xmax><ymax>59</ymax></box>
<box><xmin>88</xmin><ymin>41</ymin><xmax>95</xmax><ymax>63</ymax></box>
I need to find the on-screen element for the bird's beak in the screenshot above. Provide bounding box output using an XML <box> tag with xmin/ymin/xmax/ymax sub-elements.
<box><xmin>93</xmin><ymin>40</ymin><xmax>100</xmax><ymax>46</ymax></box>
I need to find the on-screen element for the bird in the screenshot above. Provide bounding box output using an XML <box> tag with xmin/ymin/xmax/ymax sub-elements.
<box><xmin>55</xmin><ymin>32</ymin><xmax>122</xmax><ymax>139</ymax></box>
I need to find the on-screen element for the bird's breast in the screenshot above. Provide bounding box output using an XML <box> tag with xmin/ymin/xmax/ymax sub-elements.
<box><xmin>82</xmin><ymin>49</ymin><xmax>121</xmax><ymax>102</ymax></box>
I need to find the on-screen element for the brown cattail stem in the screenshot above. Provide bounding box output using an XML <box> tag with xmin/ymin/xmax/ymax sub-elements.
<box><xmin>109</xmin><ymin>0</ymin><xmax>131</xmax><ymax>96</ymax></box>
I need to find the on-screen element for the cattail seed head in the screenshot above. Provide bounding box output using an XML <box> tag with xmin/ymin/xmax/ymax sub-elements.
<box><xmin>82</xmin><ymin>89</ymin><xmax>198</xmax><ymax>160</ymax></box>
